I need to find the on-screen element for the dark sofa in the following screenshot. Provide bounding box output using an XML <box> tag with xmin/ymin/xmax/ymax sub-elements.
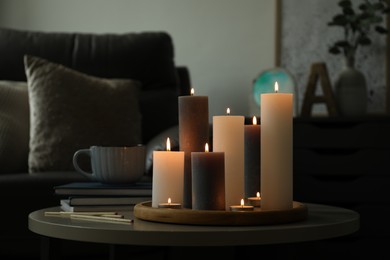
<box><xmin>0</xmin><ymin>27</ymin><xmax>187</xmax><ymax>259</ymax></box>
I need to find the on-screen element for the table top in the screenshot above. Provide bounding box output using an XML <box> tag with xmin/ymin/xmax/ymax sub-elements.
<box><xmin>28</xmin><ymin>203</ymin><xmax>359</xmax><ymax>247</ymax></box>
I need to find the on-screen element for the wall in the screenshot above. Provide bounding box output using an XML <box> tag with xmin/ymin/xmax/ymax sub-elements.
<box><xmin>0</xmin><ymin>0</ymin><xmax>277</xmax><ymax>121</ymax></box>
<box><xmin>280</xmin><ymin>0</ymin><xmax>387</xmax><ymax>115</ymax></box>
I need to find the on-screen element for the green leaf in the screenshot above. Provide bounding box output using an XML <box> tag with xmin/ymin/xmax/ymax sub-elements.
<box><xmin>369</xmin><ymin>15</ymin><xmax>383</xmax><ymax>23</ymax></box>
<box><xmin>373</xmin><ymin>2</ymin><xmax>385</xmax><ymax>10</ymax></box>
<box><xmin>359</xmin><ymin>3</ymin><xmax>368</xmax><ymax>11</ymax></box>
<box><xmin>339</xmin><ymin>0</ymin><xmax>351</xmax><ymax>8</ymax></box>
<box><xmin>343</xmin><ymin>7</ymin><xmax>355</xmax><ymax>15</ymax></box>
<box><xmin>335</xmin><ymin>40</ymin><xmax>351</xmax><ymax>47</ymax></box>
<box><xmin>359</xmin><ymin>13</ymin><xmax>371</xmax><ymax>20</ymax></box>
<box><xmin>358</xmin><ymin>36</ymin><xmax>372</xmax><ymax>45</ymax></box>
<box><xmin>375</xmin><ymin>25</ymin><xmax>389</xmax><ymax>33</ymax></box>
<box><xmin>329</xmin><ymin>46</ymin><xmax>341</xmax><ymax>54</ymax></box>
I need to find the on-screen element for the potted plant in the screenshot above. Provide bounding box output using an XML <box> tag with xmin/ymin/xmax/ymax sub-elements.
<box><xmin>327</xmin><ymin>0</ymin><xmax>389</xmax><ymax>116</ymax></box>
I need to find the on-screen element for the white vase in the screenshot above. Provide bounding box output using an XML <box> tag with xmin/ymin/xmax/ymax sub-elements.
<box><xmin>334</xmin><ymin>56</ymin><xmax>367</xmax><ymax>116</ymax></box>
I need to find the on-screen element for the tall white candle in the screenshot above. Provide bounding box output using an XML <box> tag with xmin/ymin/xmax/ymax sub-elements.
<box><xmin>213</xmin><ymin>108</ymin><xmax>244</xmax><ymax>211</ymax></box>
<box><xmin>261</xmin><ymin>82</ymin><xmax>293</xmax><ymax>210</ymax></box>
<box><xmin>152</xmin><ymin>138</ymin><xmax>185</xmax><ymax>208</ymax></box>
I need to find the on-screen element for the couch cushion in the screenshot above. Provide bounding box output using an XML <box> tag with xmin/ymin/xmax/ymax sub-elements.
<box><xmin>0</xmin><ymin>28</ymin><xmax>177</xmax><ymax>90</ymax></box>
<box><xmin>24</xmin><ymin>55</ymin><xmax>142</xmax><ymax>173</ymax></box>
<box><xmin>0</xmin><ymin>27</ymin><xmax>180</xmax><ymax>143</ymax></box>
<box><xmin>0</xmin><ymin>80</ymin><xmax>29</xmax><ymax>173</ymax></box>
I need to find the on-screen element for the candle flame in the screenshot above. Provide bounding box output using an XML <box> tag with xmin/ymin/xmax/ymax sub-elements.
<box><xmin>256</xmin><ymin>192</ymin><xmax>260</xmax><ymax>199</ymax></box>
<box><xmin>190</xmin><ymin>88</ymin><xmax>195</xmax><ymax>96</ymax></box>
<box><xmin>166</xmin><ymin>137</ymin><xmax>171</xmax><ymax>151</ymax></box>
<box><xmin>168</xmin><ymin>198</ymin><xmax>171</xmax><ymax>204</ymax></box>
<box><xmin>205</xmin><ymin>143</ymin><xmax>209</xmax><ymax>152</ymax></box>
<box><xmin>226</xmin><ymin>108</ymin><xmax>231</xmax><ymax>115</ymax></box>
<box><xmin>274</xmin><ymin>82</ymin><xmax>279</xmax><ymax>93</ymax></box>
<box><xmin>252</xmin><ymin>116</ymin><xmax>257</xmax><ymax>125</ymax></box>
<box><xmin>240</xmin><ymin>199</ymin><xmax>244</xmax><ymax>207</ymax></box>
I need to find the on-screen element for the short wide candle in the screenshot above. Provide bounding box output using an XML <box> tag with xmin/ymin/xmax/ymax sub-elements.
<box><xmin>247</xmin><ymin>192</ymin><xmax>261</xmax><ymax>207</ymax></box>
<box><xmin>191</xmin><ymin>143</ymin><xmax>225</xmax><ymax>210</ymax></box>
<box><xmin>152</xmin><ymin>138</ymin><xmax>185</xmax><ymax>208</ymax></box>
<box><xmin>230</xmin><ymin>199</ymin><xmax>254</xmax><ymax>211</ymax></box>
<box><xmin>158</xmin><ymin>198</ymin><xmax>182</xmax><ymax>209</ymax></box>
<box><xmin>261</xmin><ymin>82</ymin><xmax>293</xmax><ymax>210</ymax></box>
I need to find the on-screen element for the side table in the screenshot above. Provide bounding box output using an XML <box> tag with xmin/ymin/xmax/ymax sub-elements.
<box><xmin>29</xmin><ymin>202</ymin><xmax>359</xmax><ymax>260</ymax></box>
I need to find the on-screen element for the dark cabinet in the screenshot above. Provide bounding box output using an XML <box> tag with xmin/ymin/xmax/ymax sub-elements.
<box><xmin>291</xmin><ymin>116</ymin><xmax>390</xmax><ymax>258</ymax></box>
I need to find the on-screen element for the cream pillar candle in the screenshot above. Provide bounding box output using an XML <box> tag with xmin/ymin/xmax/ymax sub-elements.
<box><xmin>213</xmin><ymin>108</ymin><xmax>244</xmax><ymax>211</ymax></box>
<box><xmin>152</xmin><ymin>138</ymin><xmax>185</xmax><ymax>208</ymax></box>
<box><xmin>261</xmin><ymin>82</ymin><xmax>293</xmax><ymax>210</ymax></box>
<box><xmin>179</xmin><ymin>88</ymin><xmax>209</xmax><ymax>209</ymax></box>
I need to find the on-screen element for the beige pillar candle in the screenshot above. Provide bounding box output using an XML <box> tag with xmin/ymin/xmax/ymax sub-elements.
<box><xmin>260</xmin><ymin>82</ymin><xmax>293</xmax><ymax>210</ymax></box>
<box><xmin>152</xmin><ymin>138</ymin><xmax>185</xmax><ymax>208</ymax></box>
<box><xmin>179</xmin><ymin>88</ymin><xmax>209</xmax><ymax>208</ymax></box>
<box><xmin>213</xmin><ymin>108</ymin><xmax>244</xmax><ymax>211</ymax></box>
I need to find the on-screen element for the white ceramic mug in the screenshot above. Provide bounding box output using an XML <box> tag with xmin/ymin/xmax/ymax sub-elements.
<box><xmin>73</xmin><ymin>145</ymin><xmax>146</xmax><ymax>184</ymax></box>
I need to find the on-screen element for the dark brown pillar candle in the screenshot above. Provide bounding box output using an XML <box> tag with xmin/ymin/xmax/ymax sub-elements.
<box><xmin>179</xmin><ymin>90</ymin><xmax>209</xmax><ymax>209</ymax></box>
<box><xmin>244</xmin><ymin>116</ymin><xmax>261</xmax><ymax>198</ymax></box>
<box><xmin>191</xmin><ymin>147</ymin><xmax>225</xmax><ymax>211</ymax></box>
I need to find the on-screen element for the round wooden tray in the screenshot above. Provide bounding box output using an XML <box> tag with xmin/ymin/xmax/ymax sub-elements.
<box><xmin>134</xmin><ymin>201</ymin><xmax>308</xmax><ymax>226</ymax></box>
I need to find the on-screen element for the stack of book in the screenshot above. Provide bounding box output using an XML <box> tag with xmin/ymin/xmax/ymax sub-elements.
<box><xmin>53</xmin><ymin>181</ymin><xmax>152</xmax><ymax>212</ymax></box>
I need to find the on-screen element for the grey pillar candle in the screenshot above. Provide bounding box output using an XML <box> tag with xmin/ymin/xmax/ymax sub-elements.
<box><xmin>191</xmin><ymin>146</ymin><xmax>225</xmax><ymax>211</ymax></box>
<box><xmin>244</xmin><ymin>116</ymin><xmax>261</xmax><ymax>198</ymax></box>
<box><xmin>179</xmin><ymin>89</ymin><xmax>209</xmax><ymax>209</ymax></box>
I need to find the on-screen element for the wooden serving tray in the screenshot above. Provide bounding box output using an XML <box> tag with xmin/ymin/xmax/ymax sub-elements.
<box><xmin>134</xmin><ymin>201</ymin><xmax>308</xmax><ymax>226</ymax></box>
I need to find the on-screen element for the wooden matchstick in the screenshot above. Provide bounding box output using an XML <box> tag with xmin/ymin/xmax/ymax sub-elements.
<box><xmin>70</xmin><ymin>214</ymin><xmax>133</xmax><ymax>224</ymax></box>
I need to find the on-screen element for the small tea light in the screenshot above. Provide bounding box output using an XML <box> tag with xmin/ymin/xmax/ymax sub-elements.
<box><xmin>158</xmin><ymin>198</ymin><xmax>182</xmax><ymax>209</ymax></box>
<box><xmin>247</xmin><ymin>192</ymin><xmax>261</xmax><ymax>207</ymax></box>
<box><xmin>229</xmin><ymin>199</ymin><xmax>254</xmax><ymax>212</ymax></box>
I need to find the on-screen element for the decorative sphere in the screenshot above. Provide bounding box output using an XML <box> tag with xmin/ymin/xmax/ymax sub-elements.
<box><xmin>252</xmin><ymin>67</ymin><xmax>296</xmax><ymax>107</ymax></box>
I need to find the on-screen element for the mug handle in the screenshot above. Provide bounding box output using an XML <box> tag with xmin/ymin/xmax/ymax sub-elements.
<box><xmin>73</xmin><ymin>149</ymin><xmax>94</xmax><ymax>180</ymax></box>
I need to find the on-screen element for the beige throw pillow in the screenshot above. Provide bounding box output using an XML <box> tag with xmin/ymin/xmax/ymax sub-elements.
<box><xmin>24</xmin><ymin>55</ymin><xmax>142</xmax><ymax>173</ymax></box>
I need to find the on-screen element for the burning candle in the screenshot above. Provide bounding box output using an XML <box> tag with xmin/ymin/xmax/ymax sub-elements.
<box><xmin>247</xmin><ymin>192</ymin><xmax>261</xmax><ymax>207</ymax></box>
<box><xmin>213</xmin><ymin>108</ymin><xmax>245</xmax><ymax>211</ymax></box>
<box><xmin>152</xmin><ymin>138</ymin><xmax>185</xmax><ymax>208</ymax></box>
<box><xmin>191</xmin><ymin>143</ymin><xmax>225</xmax><ymax>210</ymax></box>
<box><xmin>158</xmin><ymin>197</ymin><xmax>182</xmax><ymax>209</ymax></box>
<box><xmin>261</xmin><ymin>82</ymin><xmax>293</xmax><ymax>210</ymax></box>
<box><xmin>230</xmin><ymin>198</ymin><xmax>254</xmax><ymax>212</ymax></box>
<box><xmin>179</xmin><ymin>88</ymin><xmax>209</xmax><ymax>208</ymax></box>
<box><xmin>244</xmin><ymin>116</ymin><xmax>261</xmax><ymax>198</ymax></box>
